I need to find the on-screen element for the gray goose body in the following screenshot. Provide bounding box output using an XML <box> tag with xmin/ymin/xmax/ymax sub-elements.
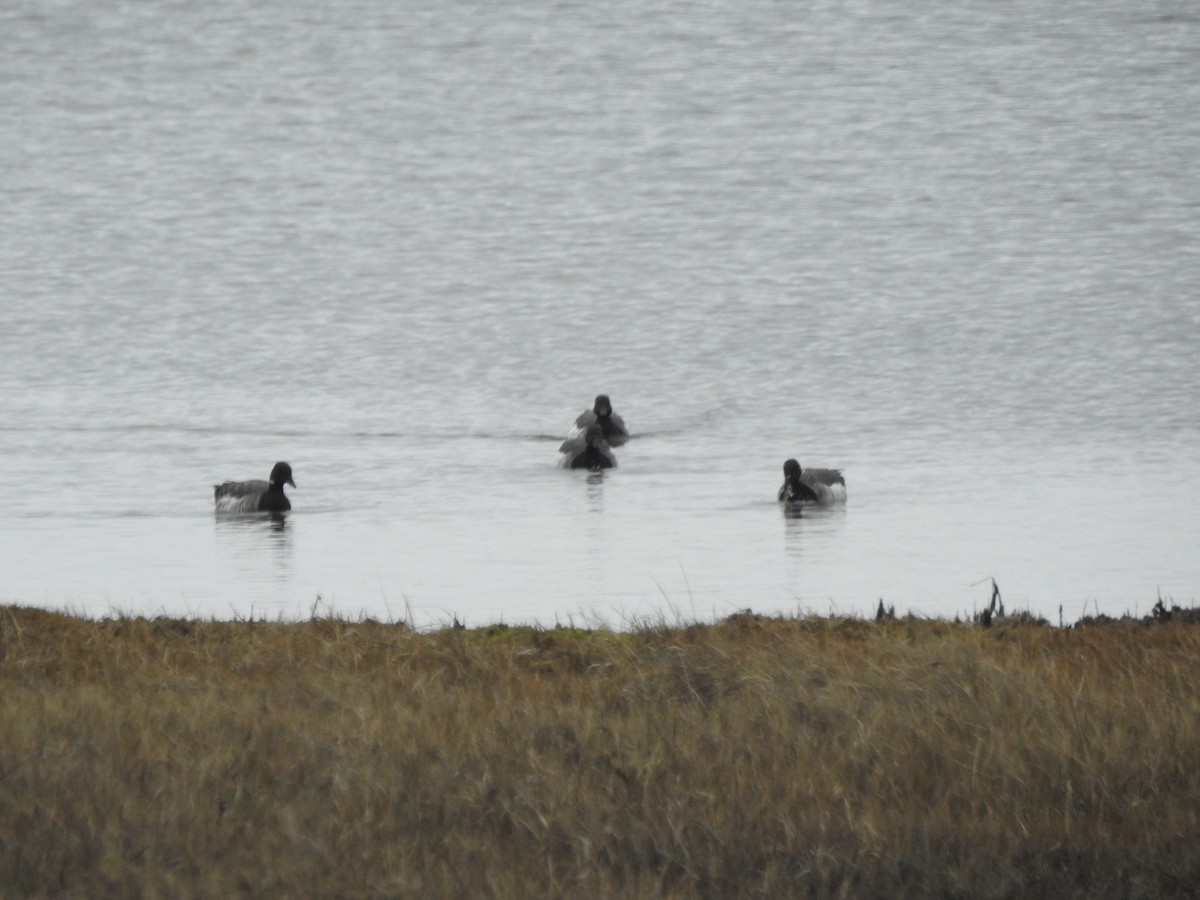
<box><xmin>214</xmin><ymin>461</ymin><xmax>295</xmax><ymax>513</ymax></box>
<box><xmin>558</xmin><ymin>425</ymin><xmax>617</xmax><ymax>470</ymax></box>
<box><xmin>778</xmin><ymin>458</ymin><xmax>846</xmax><ymax>505</ymax></box>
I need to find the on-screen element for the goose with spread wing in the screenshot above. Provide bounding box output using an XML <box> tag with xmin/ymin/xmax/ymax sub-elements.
<box><xmin>573</xmin><ymin>394</ymin><xmax>629</xmax><ymax>447</ymax></box>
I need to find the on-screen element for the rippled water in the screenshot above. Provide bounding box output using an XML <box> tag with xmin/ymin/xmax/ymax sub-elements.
<box><xmin>2</xmin><ymin>0</ymin><xmax>1198</xmax><ymax>626</ymax></box>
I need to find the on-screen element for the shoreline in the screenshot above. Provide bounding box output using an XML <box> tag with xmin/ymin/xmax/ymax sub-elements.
<box><xmin>7</xmin><ymin>592</ymin><xmax>1199</xmax><ymax>634</ymax></box>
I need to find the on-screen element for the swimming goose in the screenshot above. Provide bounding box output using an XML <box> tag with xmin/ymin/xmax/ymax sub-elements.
<box><xmin>573</xmin><ymin>394</ymin><xmax>629</xmax><ymax>446</ymax></box>
<box><xmin>778</xmin><ymin>458</ymin><xmax>846</xmax><ymax>505</ymax></box>
<box><xmin>214</xmin><ymin>461</ymin><xmax>296</xmax><ymax>513</ymax></box>
<box><xmin>558</xmin><ymin>424</ymin><xmax>617</xmax><ymax>470</ymax></box>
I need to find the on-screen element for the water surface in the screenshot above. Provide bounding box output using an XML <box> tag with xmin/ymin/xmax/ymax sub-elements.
<box><xmin>2</xmin><ymin>0</ymin><xmax>1198</xmax><ymax>626</ymax></box>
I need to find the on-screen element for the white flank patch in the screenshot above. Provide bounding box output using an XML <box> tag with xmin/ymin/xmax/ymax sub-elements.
<box><xmin>215</xmin><ymin>493</ymin><xmax>260</xmax><ymax>514</ymax></box>
<box><xmin>817</xmin><ymin>482</ymin><xmax>848</xmax><ymax>505</ymax></box>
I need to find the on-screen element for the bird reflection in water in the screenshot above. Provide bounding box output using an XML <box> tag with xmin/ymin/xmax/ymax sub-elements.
<box><xmin>215</xmin><ymin>510</ymin><xmax>293</xmax><ymax>551</ymax></box>
<box><xmin>584</xmin><ymin>470</ymin><xmax>607</xmax><ymax>512</ymax></box>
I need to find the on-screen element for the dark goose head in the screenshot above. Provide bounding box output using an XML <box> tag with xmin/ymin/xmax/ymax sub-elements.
<box><xmin>779</xmin><ymin>458</ymin><xmax>815</xmax><ymax>503</ymax></box>
<box><xmin>593</xmin><ymin>394</ymin><xmax>613</xmax><ymax>418</ymax></box>
<box><xmin>269</xmin><ymin>461</ymin><xmax>296</xmax><ymax>489</ymax></box>
<box><xmin>783</xmin><ymin>458</ymin><xmax>802</xmax><ymax>483</ymax></box>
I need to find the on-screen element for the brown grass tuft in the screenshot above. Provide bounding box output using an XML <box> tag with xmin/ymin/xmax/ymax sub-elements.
<box><xmin>2</xmin><ymin>605</ymin><xmax>1198</xmax><ymax>897</ymax></box>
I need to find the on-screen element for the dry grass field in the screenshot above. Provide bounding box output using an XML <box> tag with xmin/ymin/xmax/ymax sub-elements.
<box><xmin>1</xmin><ymin>604</ymin><xmax>1198</xmax><ymax>898</ymax></box>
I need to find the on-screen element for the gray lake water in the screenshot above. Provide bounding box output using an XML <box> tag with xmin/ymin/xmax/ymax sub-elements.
<box><xmin>3</xmin><ymin>0</ymin><xmax>1198</xmax><ymax>627</ymax></box>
